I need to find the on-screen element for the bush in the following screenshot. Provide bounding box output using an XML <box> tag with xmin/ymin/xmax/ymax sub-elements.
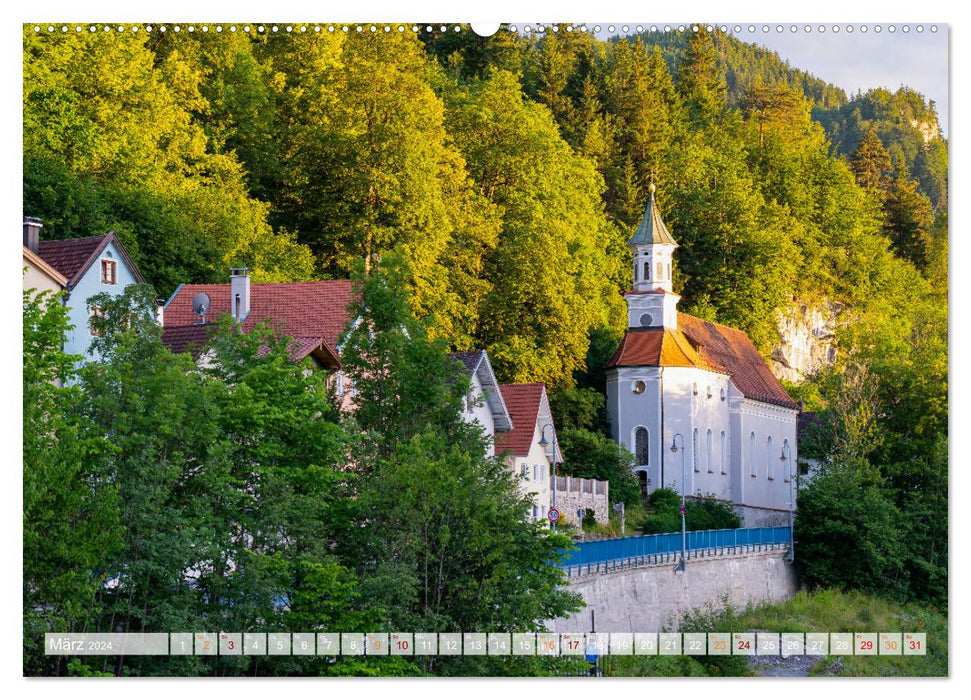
<box><xmin>641</xmin><ymin>488</ymin><xmax>741</xmax><ymax>535</ymax></box>
<box><xmin>794</xmin><ymin>462</ymin><xmax>909</xmax><ymax>599</ymax></box>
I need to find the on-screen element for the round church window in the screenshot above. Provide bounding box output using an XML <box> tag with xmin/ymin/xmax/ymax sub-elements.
<box><xmin>639</xmin><ymin>313</ymin><xmax>654</xmax><ymax>326</ymax></box>
<box><xmin>632</xmin><ymin>380</ymin><xmax>646</xmax><ymax>394</ymax></box>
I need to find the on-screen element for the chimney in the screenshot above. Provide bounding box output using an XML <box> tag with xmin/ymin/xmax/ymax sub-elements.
<box><xmin>230</xmin><ymin>268</ymin><xmax>251</xmax><ymax>322</ymax></box>
<box><xmin>23</xmin><ymin>217</ymin><xmax>42</xmax><ymax>253</ymax></box>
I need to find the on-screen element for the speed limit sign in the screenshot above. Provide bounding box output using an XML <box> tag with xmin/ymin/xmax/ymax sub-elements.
<box><xmin>547</xmin><ymin>508</ymin><xmax>560</xmax><ymax>523</ymax></box>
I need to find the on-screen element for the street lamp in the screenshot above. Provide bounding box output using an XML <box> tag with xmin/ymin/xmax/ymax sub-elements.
<box><xmin>780</xmin><ymin>443</ymin><xmax>795</xmax><ymax>562</ymax></box>
<box><xmin>670</xmin><ymin>433</ymin><xmax>686</xmax><ymax>572</ymax></box>
<box><xmin>539</xmin><ymin>423</ymin><xmax>558</xmax><ymax>533</ymax></box>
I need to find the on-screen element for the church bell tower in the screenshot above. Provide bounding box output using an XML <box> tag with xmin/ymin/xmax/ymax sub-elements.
<box><xmin>625</xmin><ymin>183</ymin><xmax>680</xmax><ymax>330</ymax></box>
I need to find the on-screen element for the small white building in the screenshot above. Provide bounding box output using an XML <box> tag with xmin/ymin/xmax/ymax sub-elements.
<box><xmin>605</xmin><ymin>185</ymin><xmax>799</xmax><ymax>526</ymax></box>
<box><xmin>448</xmin><ymin>350</ymin><xmax>513</xmax><ymax>457</ymax></box>
<box><xmin>495</xmin><ymin>383</ymin><xmax>559</xmax><ymax>522</ymax></box>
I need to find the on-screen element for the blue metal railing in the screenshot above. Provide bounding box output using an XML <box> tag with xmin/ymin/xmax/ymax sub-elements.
<box><xmin>558</xmin><ymin>526</ymin><xmax>792</xmax><ymax>577</ymax></box>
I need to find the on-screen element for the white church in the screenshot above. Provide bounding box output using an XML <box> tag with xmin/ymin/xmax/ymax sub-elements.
<box><xmin>606</xmin><ymin>185</ymin><xmax>799</xmax><ymax>526</ymax></box>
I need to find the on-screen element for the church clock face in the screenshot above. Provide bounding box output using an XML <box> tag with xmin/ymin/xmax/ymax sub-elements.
<box><xmin>632</xmin><ymin>380</ymin><xmax>647</xmax><ymax>394</ymax></box>
<box><xmin>639</xmin><ymin>313</ymin><xmax>654</xmax><ymax>326</ymax></box>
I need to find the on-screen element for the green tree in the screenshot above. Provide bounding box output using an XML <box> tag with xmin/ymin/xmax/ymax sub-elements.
<box><xmin>445</xmin><ymin>70</ymin><xmax>625</xmax><ymax>387</ymax></box>
<box><xmin>337</xmin><ymin>253</ymin><xmax>582</xmax><ymax>675</ymax></box>
<box><xmin>23</xmin><ymin>288</ymin><xmax>121</xmax><ymax>675</ymax></box>
<box><xmin>23</xmin><ymin>28</ymin><xmax>314</xmax><ymax>295</ymax></box>
<box><xmin>794</xmin><ymin>463</ymin><xmax>908</xmax><ymax>598</ymax></box>
<box><xmin>850</xmin><ymin>129</ymin><xmax>893</xmax><ymax>192</ymax></box>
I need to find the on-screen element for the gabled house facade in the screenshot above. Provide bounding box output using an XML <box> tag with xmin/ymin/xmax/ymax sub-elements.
<box><xmin>22</xmin><ymin>217</ymin><xmax>145</xmax><ymax>360</ymax></box>
<box><xmin>448</xmin><ymin>350</ymin><xmax>513</xmax><ymax>457</ymax></box>
<box><xmin>495</xmin><ymin>382</ymin><xmax>560</xmax><ymax>522</ymax></box>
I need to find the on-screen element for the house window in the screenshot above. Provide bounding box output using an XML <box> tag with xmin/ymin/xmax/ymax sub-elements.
<box><xmin>634</xmin><ymin>427</ymin><xmax>649</xmax><ymax>466</ymax></box>
<box><xmin>767</xmin><ymin>436</ymin><xmax>775</xmax><ymax>480</ymax></box>
<box><xmin>706</xmin><ymin>429</ymin><xmax>713</xmax><ymax>472</ymax></box>
<box><xmin>335</xmin><ymin>372</ymin><xmax>345</xmax><ymax>395</ymax></box>
<box><xmin>692</xmin><ymin>428</ymin><xmax>699</xmax><ymax>472</ymax></box>
<box><xmin>101</xmin><ymin>259</ymin><xmax>117</xmax><ymax>285</ymax></box>
<box><xmin>532</xmin><ymin>504</ymin><xmax>538</xmax><ymax>520</ymax></box>
<box><xmin>720</xmin><ymin>431</ymin><xmax>727</xmax><ymax>474</ymax></box>
<box><xmin>750</xmin><ymin>432</ymin><xmax>757</xmax><ymax>477</ymax></box>
<box><xmin>89</xmin><ymin>305</ymin><xmax>103</xmax><ymax>336</ymax></box>
<box><xmin>521</xmin><ymin>465</ymin><xmax>529</xmax><ymax>481</ymax></box>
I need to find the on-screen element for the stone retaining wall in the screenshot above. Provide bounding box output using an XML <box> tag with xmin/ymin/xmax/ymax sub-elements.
<box><xmin>554</xmin><ymin>476</ymin><xmax>610</xmax><ymax>524</ymax></box>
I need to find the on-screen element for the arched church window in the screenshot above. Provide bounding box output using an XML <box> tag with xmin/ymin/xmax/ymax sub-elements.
<box><xmin>634</xmin><ymin>427</ymin><xmax>649</xmax><ymax>466</ymax></box>
<box><xmin>750</xmin><ymin>432</ymin><xmax>757</xmax><ymax>477</ymax></box>
<box><xmin>644</xmin><ymin>261</ymin><xmax>650</xmax><ymax>280</ymax></box>
<box><xmin>720</xmin><ymin>431</ymin><xmax>727</xmax><ymax>474</ymax></box>
<box><xmin>706</xmin><ymin>429</ymin><xmax>713</xmax><ymax>472</ymax></box>
<box><xmin>767</xmin><ymin>436</ymin><xmax>774</xmax><ymax>480</ymax></box>
<box><xmin>693</xmin><ymin>428</ymin><xmax>699</xmax><ymax>472</ymax></box>
<box><xmin>657</xmin><ymin>262</ymin><xmax>663</xmax><ymax>279</ymax></box>
<box><xmin>783</xmin><ymin>439</ymin><xmax>791</xmax><ymax>482</ymax></box>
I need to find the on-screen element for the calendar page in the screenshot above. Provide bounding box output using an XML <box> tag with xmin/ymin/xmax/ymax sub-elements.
<box><xmin>20</xmin><ymin>3</ymin><xmax>949</xmax><ymax>686</ymax></box>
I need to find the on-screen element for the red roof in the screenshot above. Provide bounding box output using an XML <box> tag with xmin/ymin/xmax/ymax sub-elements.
<box><xmin>606</xmin><ymin>313</ymin><xmax>799</xmax><ymax>410</ymax></box>
<box><xmin>37</xmin><ymin>233</ymin><xmax>145</xmax><ymax>288</ymax></box>
<box><xmin>605</xmin><ymin>328</ymin><xmax>714</xmax><ymax>370</ymax></box>
<box><xmin>160</xmin><ymin>324</ymin><xmax>215</xmax><ymax>357</ymax></box>
<box><xmin>494</xmin><ymin>383</ymin><xmax>546</xmax><ymax>456</ymax></box>
<box><xmin>164</xmin><ymin>280</ymin><xmax>355</xmax><ymax>354</ymax></box>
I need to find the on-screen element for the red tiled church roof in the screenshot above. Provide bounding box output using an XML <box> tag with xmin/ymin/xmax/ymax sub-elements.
<box><xmin>164</xmin><ymin>280</ymin><xmax>355</xmax><ymax>352</ymax></box>
<box><xmin>494</xmin><ymin>383</ymin><xmax>546</xmax><ymax>456</ymax></box>
<box><xmin>607</xmin><ymin>313</ymin><xmax>799</xmax><ymax>410</ymax></box>
<box><xmin>605</xmin><ymin>328</ymin><xmax>715</xmax><ymax>371</ymax></box>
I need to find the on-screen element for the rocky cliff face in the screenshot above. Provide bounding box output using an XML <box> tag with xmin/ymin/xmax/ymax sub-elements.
<box><xmin>770</xmin><ymin>302</ymin><xmax>842</xmax><ymax>383</ymax></box>
<box><xmin>911</xmin><ymin>119</ymin><xmax>941</xmax><ymax>144</ymax></box>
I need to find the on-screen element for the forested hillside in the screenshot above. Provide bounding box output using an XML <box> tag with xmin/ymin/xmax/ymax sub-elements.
<box><xmin>24</xmin><ymin>25</ymin><xmax>947</xmax><ymax>608</ymax></box>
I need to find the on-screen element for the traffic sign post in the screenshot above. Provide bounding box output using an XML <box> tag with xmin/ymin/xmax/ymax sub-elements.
<box><xmin>547</xmin><ymin>508</ymin><xmax>560</xmax><ymax>524</ymax></box>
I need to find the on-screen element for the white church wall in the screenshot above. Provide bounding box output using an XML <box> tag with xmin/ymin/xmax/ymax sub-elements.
<box><xmin>659</xmin><ymin>367</ymin><xmax>733</xmax><ymax>503</ymax></box>
<box><xmin>606</xmin><ymin>367</ymin><xmax>663</xmax><ymax>492</ymax></box>
<box><xmin>734</xmin><ymin>397</ymin><xmax>798</xmax><ymax>520</ymax></box>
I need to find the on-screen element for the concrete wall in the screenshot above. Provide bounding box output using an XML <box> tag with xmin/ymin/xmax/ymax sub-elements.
<box><xmin>546</xmin><ymin>548</ymin><xmax>797</xmax><ymax>632</ymax></box>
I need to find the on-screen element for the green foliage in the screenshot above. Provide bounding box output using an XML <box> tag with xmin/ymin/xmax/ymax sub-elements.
<box><xmin>23</xmin><ymin>28</ymin><xmax>315</xmax><ymax>296</ymax></box>
<box><xmin>23</xmin><ymin>288</ymin><xmax>121</xmax><ymax>675</ymax></box>
<box><xmin>337</xmin><ymin>253</ymin><xmax>584</xmax><ymax>676</ymax></box>
<box><xmin>641</xmin><ymin>488</ymin><xmax>741</xmax><ymax>535</ymax></box>
<box><xmin>558</xmin><ymin>427</ymin><xmax>640</xmax><ymax>506</ymax></box>
<box><xmin>795</xmin><ymin>463</ymin><xmax>908</xmax><ymax>599</ymax></box>
<box><xmin>444</xmin><ymin>69</ymin><xmax>625</xmax><ymax>387</ymax></box>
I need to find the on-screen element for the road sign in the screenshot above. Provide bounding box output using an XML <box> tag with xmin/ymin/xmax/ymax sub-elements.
<box><xmin>547</xmin><ymin>508</ymin><xmax>560</xmax><ymax>523</ymax></box>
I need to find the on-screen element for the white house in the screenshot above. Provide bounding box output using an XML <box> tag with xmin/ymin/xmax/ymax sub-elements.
<box><xmin>448</xmin><ymin>350</ymin><xmax>513</xmax><ymax>457</ymax></box>
<box><xmin>22</xmin><ymin>217</ymin><xmax>145</xmax><ymax>360</ymax></box>
<box><xmin>494</xmin><ymin>383</ymin><xmax>560</xmax><ymax>522</ymax></box>
<box><xmin>605</xmin><ymin>185</ymin><xmax>799</xmax><ymax>526</ymax></box>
